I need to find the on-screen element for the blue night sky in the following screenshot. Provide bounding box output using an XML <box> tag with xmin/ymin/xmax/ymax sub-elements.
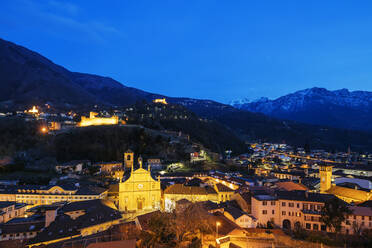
<box><xmin>1</xmin><ymin>0</ymin><xmax>372</xmax><ymax>103</ymax></box>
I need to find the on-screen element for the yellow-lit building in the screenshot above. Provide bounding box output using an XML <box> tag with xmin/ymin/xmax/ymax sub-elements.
<box><xmin>0</xmin><ymin>185</ymin><xmax>107</xmax><ymax>207</ymax></box>
<box><xmin>319</xmin><ymin>165</ymin><xmax>372</xmax><ymax>204</ymax></box>
<box><xmin>319</xmin><ymin>164</ymin><xmax>333</xmax><ymax>193</ymax></box>
<box><xmin>163</xmin><ymin>183</ymin><xmax>235</xmax><ymax>212</ymax></box>
<box><xmin>117</xmin><ymin>157</ymin><xmax>161</xmax><ymax>213</ymax></box>
<box><xmin>78</xmin><ymin>112</ymin><xmax>119</xmax><ymax>127</ymax></box>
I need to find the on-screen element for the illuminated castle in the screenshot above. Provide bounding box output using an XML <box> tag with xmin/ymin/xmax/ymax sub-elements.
<box><xmin>153</xmin><ymin>98</ymin><xmax>168</xmax><ymax>104</ymax></box>
<box><xmin>78</xmin><ymin>112</ymin><xmax>119</xmax><ymax>127</ymax></box>
<box><xmin>25</xmin><ymin>106</ymin><xmax>39</xmax><ymax>115</ymax></box>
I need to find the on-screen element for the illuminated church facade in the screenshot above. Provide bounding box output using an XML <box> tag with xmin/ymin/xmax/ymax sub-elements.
<box><xmin>118</xmin><ymin>153</ymin><xmax>161</xmax><ymax>213</ymax></box>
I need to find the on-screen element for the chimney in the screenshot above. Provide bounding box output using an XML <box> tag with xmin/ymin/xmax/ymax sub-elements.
<box><xmin>45</xmin><ymin>209</ymin><xmax>57</xmax><ymax>227</ymax></box>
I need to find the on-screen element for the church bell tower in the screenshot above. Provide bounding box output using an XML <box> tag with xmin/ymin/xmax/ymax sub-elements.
<box><xmin>124</xmin><ymin>150</ymin><xmax>134</xmax><ymax>169</ymax></box>
<box><xmin>319</xmin><ymin>164</ymin><xmax>333</xmax><ymax>193</ymax></box>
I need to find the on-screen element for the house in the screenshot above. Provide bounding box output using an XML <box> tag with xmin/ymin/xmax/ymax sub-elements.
<box><xmin>0</xmin><ymin>184</ymin><xmax>107</xmax><ymax>206</ymax></box>
<box><xmin>0</xmin><ymin>218</ymin><xmax>45</xmax><ymax>242</ymax></box>
<box><xmin>55</xmin><ymin>160</ymin><xmax>90</xmax><ymax>174</ymax></box>
<box><xmin>0</xmin><ymin>202</ymin><xmax>27</xmax><ymax>223</ymax></box>
<box><xmin>163</xmin><ymin>183</ymin><xmax>234</xmax><ymax>212</ymax></box>
<box><xmin>223</xmin><ymin>206</ymin><xmax>257</xmax><ymax>228</ymax></box>
<box><xmin>27</xmin><ymin>200</ymin><xmax>122</xmax><ymax>247</ymax></box>
<box><xmin>251</xmin><ymin>190</ymin><xmax>372</xmax><ymax>234</ymax></box>
<box><xmin>147</xmin><ymin>159</ymin><xmax>162</xmax><ymax>170</ymax></box>
<box><xmin>232</xmin><ymin>192</ymin><xmax>251</xmax><ymax>213</ymax></box>
<box><xmin>94</xmin><ymin>162</ymin><xmax>122</xmax><ymax>174</ymax></box>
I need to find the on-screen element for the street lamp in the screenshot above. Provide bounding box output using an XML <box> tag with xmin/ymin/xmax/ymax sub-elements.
<box><xmin>216</xmin><ymin>221</ymin><xmax>221</xmax><ymax>238</ymax></box>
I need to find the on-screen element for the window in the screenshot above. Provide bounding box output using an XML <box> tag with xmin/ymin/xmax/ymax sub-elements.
<box><xmin>289</xmin><ymin>203</ymin><xmax>294</xmax><ymax>207</ymax></box>
<box><xmin>297</xmin><ymin>203</ymin><xmax>300</xmax><ymax>208</ymax></box>
<box><xmin>313</xmin><ymin>224</ymin><xmax>319</xmax><ymax>230</ymax></box>
<box><xmin>272</xmin><ymin>210</ymin><xmax>275</xmax><ymax>214</ymax></box>
<box><xmin>369</xmin><ymin>216</ymin><xmax>372</xmax><ymax>221</ymax></box>
<box><xmin>282</xmin><ymin>211</ymin><xmax>286</xmax><ymax>216</ymax></box>
<box><xmin>306</xmin><ymin>223</ymin><xmax>311</xmax><ymax>230</ymax></box>
<box><xmin>262</xmin><ymin>210</ymin><xmax>267</xmax><ymax>215</ymax></box>
<box><xmin>271</xmin><ymin>201</ymin><xmax>276</xmax><ymax>206</ymax></box>
<box><xmin>263</xmin><ymin>201</ymin><xmax>267</xmax><ymax>206</ymax></box>
<box><xmin>282</xmin><ymin>202</ymin><xmax>286</xmax><ymax>207</ymax></box>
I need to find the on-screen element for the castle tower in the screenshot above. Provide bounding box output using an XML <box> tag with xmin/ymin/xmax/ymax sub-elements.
<box><xmin>124</xmin><ymin>150</ymin><xmax>134</xmax><ymax>169</ymax></box>
<box><xmin>319</xmin><ymin>164</ymin><xmax>333</xmax><ymax>193</ymax></box>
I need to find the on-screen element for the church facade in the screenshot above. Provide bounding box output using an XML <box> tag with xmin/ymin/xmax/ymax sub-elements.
<box><xmin>118</xmin><ymin>155</ymin><xmax>161</xmax><ymax>213</ymax></box>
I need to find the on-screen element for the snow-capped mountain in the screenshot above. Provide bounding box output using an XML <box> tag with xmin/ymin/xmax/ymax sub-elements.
<box><xmin>232</xmin><ymin>87</ymin><xmax>372</xmax><ymax>131</ymax></box>
<box><xmin>228</xmin><ymin>97</ymin><xmax>251</xmax><ymax>108</ymax></box>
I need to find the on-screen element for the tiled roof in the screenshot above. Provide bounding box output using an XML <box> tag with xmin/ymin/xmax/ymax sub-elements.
<box><xmin>276</xmin><ymin>190</ymin><xmax>335</xmax><ymax>203</ymax></box>
<box><xmin>210</xmin><ymin>212</ymin><xmax>241</xmax><ymax>235</ymax></box>
<box><xmin>326</xmin><ymin>186</ymin><xmax>372</xmax><ymax>202</ymax></box>
<box><xmin>358</xmin><ymin>200</ymin><xmax>372</xmax><ymax>208</ymax></box>
<box><xmin>275</xmin><ymin>181</ymin><xmax>308</xmax><ymax>191</ymax></box>
<box><xmin>164</xmin><ymin>184</ymin><xmax>217</xmax><ymax>195</ymax></box>
<box><xmin>194</xmin><ymin>201</ymin><xmax>221</xmax><ymax>211</ymax></box>
<box><xmin>277</xmin><ymin>190</ymin><xmax>337</xmax><ymax>203</ymax></box>
<box><xmin>29</xmin><ymin>200</ymin><xmax>121</xmax><ymax>245</ymax></box>
<box><xmin>349</xmin><ymin>206</ymin><xmax>372</xmax><ymax>217</ymax></box>
<box><xmin>215</xmin><ymin>183</ymin><xmax>234</xmax><ymax>192</ymax></box>
<box><xmin>0</xmin><ymin>221</ymin><xmax>45</xmax><ymax>234</ymax></box>
<box><xmin>136</xmin><ymin>211</ymin><xmax>161</xmax><ymax>231</ymax></box>
<box><xmin>61</xmin><ymin>199</ymin><xmax>117</xmax><ymax>212</ymax></box>
<box><xmin>76</xmin><ymin>185</ymin><xmax>107</xmax><ymax>195</ymax></box>
<box><xmin>0</xmin><ymin>201</ymin><xmax>16</xmax><ymax>209</ymax></box>
<box><xmin>224</xmin><ymin>206</ymin><xmax>246</xmax><ymax>220</ymax></box>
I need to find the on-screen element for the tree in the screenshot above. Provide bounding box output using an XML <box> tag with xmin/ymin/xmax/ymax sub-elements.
<box><xmin>320</xmin><ymin>198</ymin><xmax>352</xmax><ymax>233</ymax></box>
<box><xmin>173</xmin><ymin>204</ymin><xmax>213</xmax><ymax>246</ymax></box>
<box><xmin>146</xmin><ymin>212</ymin><xmax>176</xmax><ymax>246</ymax></box>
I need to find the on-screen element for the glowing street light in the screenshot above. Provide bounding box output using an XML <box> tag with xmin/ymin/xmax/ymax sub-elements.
<box><xmin>41</xmin><ymin>127</ymin><xmax>48</xmax><ymax>133</ymax></box>
<box><xmin>216</xmin><ymin>221</ymin><xmax>221</xmax><ymax>238</ymax></box>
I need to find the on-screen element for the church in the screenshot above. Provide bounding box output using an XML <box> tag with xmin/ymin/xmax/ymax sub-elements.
<box><xmin>117</xmin><ymin>151</ymin><xmax>162</xmax><ymax>213</ymax></box>
<box><xmin>319</xmin><ymin>164</ymin><xmax>372</xmax><ymax>203</ymax></box>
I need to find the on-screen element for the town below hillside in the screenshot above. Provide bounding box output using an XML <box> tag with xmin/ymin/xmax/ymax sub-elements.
<box><xmin>0</xmin><ymin>101</ymin><xmax>372</xmax><ymax>247</ymax></box>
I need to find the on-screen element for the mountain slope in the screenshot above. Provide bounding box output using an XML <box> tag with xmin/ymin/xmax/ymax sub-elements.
<box><xmin>2</xmin><ymin>38</ymin><xmax>372</xmax><ymax>151</ymax></box>
<box><xmin>233</xmin><ymin>87</ymin><xmax>372</xmax><ymax>131</ymax></box>
<box><xmin>0</xmin><ymin>38</ymin><xmax>165</xmax><ymax>108</ymax></box>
